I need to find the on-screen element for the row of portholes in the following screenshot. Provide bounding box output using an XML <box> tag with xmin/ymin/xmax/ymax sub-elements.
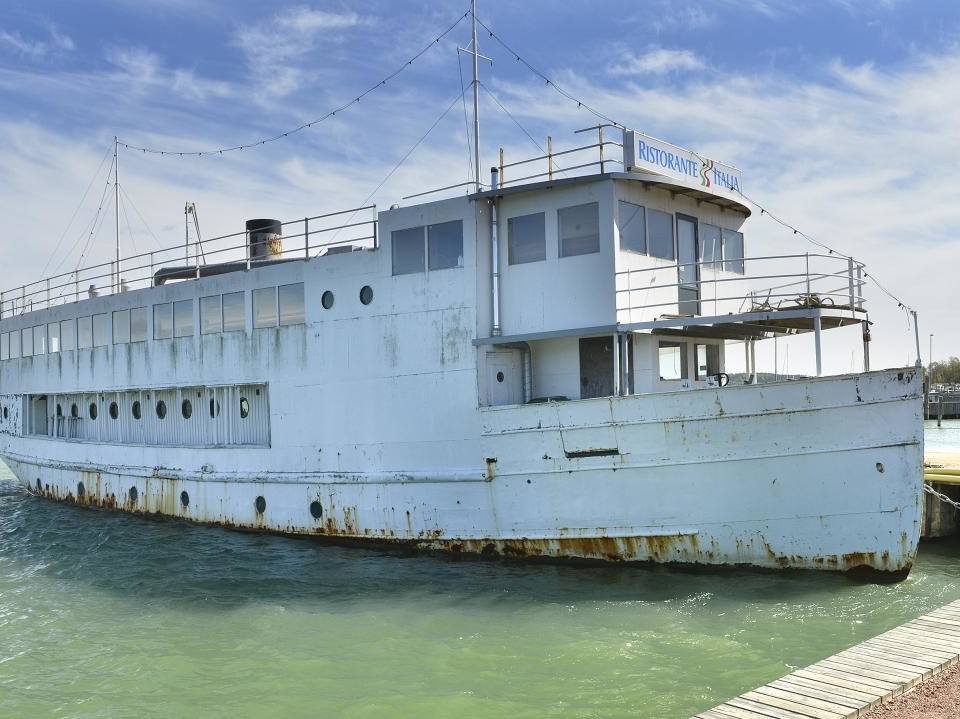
<box><xmin>56</xmin><ymin>396</ymin><xmax>251</xmax><ymax>422</ymax></box>
<box><xmin>320</xmin><ymin>285</ymin><xmax>374</xmax><ymax>311</ymax></box>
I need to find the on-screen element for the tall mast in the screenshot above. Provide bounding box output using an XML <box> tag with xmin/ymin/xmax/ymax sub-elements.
<box><xmin>471</xmin><ymin>0</ymin><xmax>480</xmax><ymax>190</ymax></box>
<box><xmin>114</xmin><ymin>136</ymin><xmax>120</xmax><ymax>293</ymax></box>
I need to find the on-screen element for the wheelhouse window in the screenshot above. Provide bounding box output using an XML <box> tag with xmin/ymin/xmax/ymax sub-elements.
<box><xmin>507</xmin><ymin>212</ymin><xmax>545</xmax><ymax>265</ymax></box>
<box><xmin>32</xmin><ymin>325</ymin><xmax>45</xmax><ymax>355</ymax></box>
<box><xmin>648</xmin><ymin>209</ymin><xmax>675</xmax><ymax>260</ymax></box>
<box><xmin>278</xmin><ymin>283</ymin><xmax>305</xmax><ymax>326</ymax></box>
<box><xmin>21</xmin><ymin>328</ymin><xmax>33</xmax><ymax>357</ymax></box>
<box><xmin>700</xmin><ymin>223</ymin><xmax>722</xmax><ymax>267</ymax></box>
<box><xmin>113</xmin><ymin>309</ymin><xmax>131</xmax><ymax>344</ymax></box>
<box><xmin>0</xmin><ymin>332</ymin><xmax>8</xmax><ymax>360</ymax></box>
<box><xmin>253</xmin><ymin>287</ymin><xmax>277</xmax><ymax>328</ymax></box>
<box><xmin>48</xmin><ymin>322</ymin><xmax>60</xmax><ymax>353</ymax></box>
<box><xmin>222</xmin><ymin>292</ymin><xmax>245</xmax><ymax>332</ymax></box>
<box><xmin>618</xmin><ymin>201</ymin><xmax>646</xmax><ymax>254</ymax></box>
<box><xmin>658</xmin><ymin>341</ymin><xmax>688</xmax><ymax>380</ymax></box>
<box><xmin>695</xmin><ymin>344</ymin><xmax>721</xmax><ymax>380</ymax></box>
<box><xmin>93</xmin><ymin>313</ymin><xmax>110</xmax><ymax>346</ymax></box>
<box><xmin>60</xmin><ymin>318</ymin><xmax>76</xmax><ymax>351</ymax></box>
<box><xmin>200</xmin><ymin>295</ymin><xmax>222</xmax><ymax>335</ymax></box>
<box><xmin>9</xmin><ymin>330</ymin><xmax>20</xmax><ymax>358</ymax></box>
<box><xmin>558</xmin><ymin>202</ymin><xmax>600</xmax><ymax>257</ymax></box>
<box><xmin>392</xmin><ymin>226</ymin><xmax>425</xmax><ymax>275</ymax></box>
<box><xmin>427</xmin><ymin>220</ymin><xmax>463</xmax><ymax>270</ymax></box>
<box><xmin>173</xmin><ymin>300</ymin><xmax>193</xmax><ymax>337</ymax></box>
<box><xmin>153</xmin><ymin>304</ymin><xmax>172</xmax><ymax>340</ymax></box>
<box><xmin>723</xmin><ymin>229</ymin><xmax>745</xmax><ymax>274</ymax></box>
<box><xmin>130</xmin><ymin>307</ymin><xmax>148</xmax><ymax>342</ymax></box>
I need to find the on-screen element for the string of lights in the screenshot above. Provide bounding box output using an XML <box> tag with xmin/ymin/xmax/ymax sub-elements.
<box><xmin>118</xmin><ymin>9</ymin><xmax>471</xmax><ymax>157</ymax></box>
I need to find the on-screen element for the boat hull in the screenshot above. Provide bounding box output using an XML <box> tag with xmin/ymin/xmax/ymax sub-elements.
<box><xmin>3</xmin><ymin>367</ymin><xmax>923</xmax><ymax>577</ymax></box>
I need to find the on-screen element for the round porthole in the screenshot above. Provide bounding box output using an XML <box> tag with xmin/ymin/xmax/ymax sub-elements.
<box><xmin>254</xmin><ymin>495</ymin><xmax>266</xmax><ymax>513</ymax></box>
<box><xmin>496</xmin><ymin>371</ymin><xmax>505</xmax><ymax>383</ymax></box>
<box><xmin>129</xmin><ymin>486</ymin><xmax>138</xmax><ymax>503</ymax></box>
<box><xmin>180</xmin><ymin>490</ymin><xmax>189</xmax><ymax>508</ymax></box>
<box><xmin>321</xmin><ymin>290</ymin><xmax>334</xmax><ymax>310</ymax></box>
<box><xmin>359</xmin><ymin>285</ymin><xmax>373</xmax><ymax>305</ymax></box>
<box><xmin>109</xmin><ymin>402</ymin><xmax>119</xmax><ymax>420</ymax></box>
<box><xmin>239</xmin><ymin>397</ymin><xmax>250</xmax><ymax>419</ymax></box>
<box><xmin>156</xmin><ymin>400</ymin><xmax>167</xmax><ymax>420</ymax></box>
<box><xmin>209</xmin><ymin>397</ymin><xmax>220</xmax><ymax>418</ymax></box>
<box><xmin>309</xmin><ymin>500</ymin><xmax>323</xmax><ymax>519</ymax></box>
<box><xmin>71</xmin><ymin>403</ymin><xmax>79</xmax><ymax>418</ymax></box>
<box><xmin>181</xmin><ymin>399</ymin><xmax>193</xmax><ymax>419</ymax></box>
<box><xmin>89</xmin><ymin>402</ymin><xmax>98</xmax><ymax>420</ymax></box>
<box><xmin>132</xmin><ymin>400</ymin><xmax>142</xmax><ymax>420</ymax></box>
<box><xmin>56</xmin><ymin>404</ymin><xmax>63</xmax><ymax>418</ymax></box>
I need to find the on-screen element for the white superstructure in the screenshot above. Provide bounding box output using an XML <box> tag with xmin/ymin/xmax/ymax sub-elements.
<box><xmin>0</xmin><ymin>128</ymin><xmax>923</xmax><ymax>578</ymax></box>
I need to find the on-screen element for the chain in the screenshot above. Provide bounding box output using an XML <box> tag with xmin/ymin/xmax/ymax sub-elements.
<box><xmin>924</xmin><ymin>483</ymin><xmax>960</xmax><ymax>510</ymax></box>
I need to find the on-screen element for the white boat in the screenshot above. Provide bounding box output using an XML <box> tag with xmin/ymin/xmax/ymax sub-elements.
<box><xmin>0</xmin><ymin>18</ymin><xmax>923</xmax><ymax>578</ymax></box>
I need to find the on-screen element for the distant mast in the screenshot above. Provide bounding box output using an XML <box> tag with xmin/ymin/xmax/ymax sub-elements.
<box><xmin>114</xmin><ymin>135</ymin><xmax>121</xmax><ymax>294</ymax></box>
<box><xmin>471</xmin><ymin>0</ymin><xmax>480</xmax><ymax>191</ymax></box>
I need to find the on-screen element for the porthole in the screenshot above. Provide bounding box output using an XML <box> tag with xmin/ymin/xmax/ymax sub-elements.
<box><xmin>239</xmin><ymin>397</ymin><xmax>250</xmax><ymax>419</ymax></box>
<box><xmin>35</xmin><ymin>478</ymin><xmax>41</xmax><ymax>493</ymax></box>
<box><xmin>209</xmin><ymin>397</ymin><xmax>220</xmax><ymax>418</ymax></box>
<box><xmin>309</xmin><ymin>500</ymin><xmax>323</xmax><ymax>519</ymax></box>
<box><xmin>359</xmin><ymin>285</ymin><xmax>373</xmax><ymax>305</ymax></box>
<box><xmin>89</xmin><ymin>402</ymin><xmax>98</xmax><ymax>420</ymax></box>
<box><xmin>132</xmin><ymin>400</ymin><xmax>142</xmax><ymax>420</ymax></box>
<box><xmin>129</xmin><ymin>486</ymin><xmax>138</xmax><ymax>503</ymax></box>
<box><xmin>321</xmin><ymin>290</ymin><xmax>334</xmax><ymax>310</ymax></box>
<box><xmin>496</xmin><ymin>371</ymin><xmax>504</xmax><ymax>383</ymax></box>
<box><xmin>109</xmin><ymin>402</ymin><xmax>119</xmax><ymax>420</ymax></box>
<box><xmin>181</xmin><ymin>399</ymin><xmax>193</xmax><ymax>419</ymax></box>
<box><xmin>156</xmin><ymin>400</ymin><xmax>167</xmax><ymax>420</ymax></box>
<box><xmin>70</xmin><ymin>403</ymin><xmax>79</xmax><ymax>418</ymax></box>
<box><xmin>56</xmin><ymin>404</ymin><xmax>63</xmax><ymax>418</ymax></box>
<box><xmin>77</xmin><ymin>481</ymin><xmax>85</xmax><ymax>499</ymax></box>
<box><xmin>2</xmin><ymin>406</ymin><xmax>6</xmax><ymax>420</ymax></box>
<box><xmin>180</xmin><ymin>490</ymin><xmax>189</xmax><ymax>507</ymax></box>
<box><xmin>254</xmin><ymin>495</ymin><xmax>266</xmax><ymax>514</ymax></box>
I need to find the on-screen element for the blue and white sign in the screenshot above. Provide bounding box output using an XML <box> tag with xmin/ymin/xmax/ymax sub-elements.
<box><xmin>622</xmin><ymin>130</ymin><xmax>742</xmax><ymax>196</ymax></box>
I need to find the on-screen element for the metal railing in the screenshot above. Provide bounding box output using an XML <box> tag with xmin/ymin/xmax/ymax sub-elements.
<box><xmin>0</xmin><ymin>205</ymin><xmax>378</xmax><ymax>318</ymax></box>
<box><xmin>497</xmin><ymin>124</ymin><xmax>623</xmax><ymax>188</ymax></box>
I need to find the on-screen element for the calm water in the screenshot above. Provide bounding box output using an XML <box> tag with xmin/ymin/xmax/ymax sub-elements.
<box><xmin>925</xmin><ymin>418</ymin><xmax>960</xmax><ymax>452</ymax></box>
<box><xmin>2</xmin><ymin>450</ymin><xmax>960</xmax><ymax>719</ymax></box>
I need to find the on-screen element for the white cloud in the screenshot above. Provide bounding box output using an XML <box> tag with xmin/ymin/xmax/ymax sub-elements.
<box><xmin>608</xmin><ymin>48</ymin><xmax>705</xmax><ymax>76</ymax></box>
<box><xmin>0</xmin><ymin>27</ymin><xmax>74</xmax><ymax>58</ymax></box>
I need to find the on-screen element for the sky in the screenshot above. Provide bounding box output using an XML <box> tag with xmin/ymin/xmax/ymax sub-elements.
<box><xmin>1</xmin><ymin>0</ymin><xmax>958</xmax><ymax>374</ymax></box>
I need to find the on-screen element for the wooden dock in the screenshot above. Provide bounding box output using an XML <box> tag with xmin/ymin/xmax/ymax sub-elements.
<box><xmin>693</xmin><ymin>599</ymin><xmax>960</xmax><ymax>718</ymax></box>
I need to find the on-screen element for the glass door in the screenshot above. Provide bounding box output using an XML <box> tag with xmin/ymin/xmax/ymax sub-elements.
<box><xmin>677</xmin><ymin>214</ymin><xmax>700</xmax><ymax>315</ymax></box>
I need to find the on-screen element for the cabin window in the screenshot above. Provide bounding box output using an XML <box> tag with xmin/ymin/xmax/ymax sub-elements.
<box><xmin>695</xmin><ymin>344</ymin><xmax>721</xmax><ymax>380</ymax></box>
<box><xmin>648</xmin><ymin>209</ymin><xmax>675</xmax><ymax>260</ymax></box>
<box><xmin>507</xmin><ymin>212</ymin><xmax>545</xmax><ymax>265</ymax></box>
<box><xmin>21</xmin><ymin>328</ymin><xmax>33</xmax><ymax>357</ymax></box>
<box><xmin>48</xmin><ymin>323</ymin><xmax>60</xmax><ymax>353</ymax></box>
<box><xmin>700</xmin><ymin>223</ymin><xmax>722</xmax><ymax>266</ymax></box>
<box><xmin>200</xmin><ymin>295</ymin><xmax>222</xmax><ymax>335</ymax></box>
<box><xmin>222</xmin><ymin>292</ymin><xmax>245</xmax><ymax>331</ymax></box>
<box><xmin>0</xmin><ymin>332</ymin><xmax>8</xmax><ymax>360</ymax></box>
<box><xmin>130</xmin><ymin>307</ymin><xmax>148</xmax><ymax>342</ymax></box>
<box><xmin>392</xmin><ymin>226</ymin><xmax>425</xmax><ymax>275</ymax></box>
<box><xmin>9</xmin><ymin>330</ymin><xmax>20</xmax><ymax>359</ymax></box>
<box><xmin>33</xmin><ymin>325</ymin><xmax>45</xmax><ymax>355</ymax></box>
<box><xmin>154</xmin><ymin>304</ymin><xmax>172</xmax><ymax>339</ymax></box>
<box><xmin>428</xmin><ymin>220</ymin><xmax>464</xmax><ymax>270</ymax></box>
<box><xmin>723</xmin><ymin>229</ymin><xmax>745</xmax><ymax>274</ymax></box>
<box><xmin>618</xmin><ymin>201</ymin><xmax>646</xmax><ymax>254</ymax></box>
<box><xmin>60</xmin><ymin>318</ymin><xmax>76</xmax><ymax>351</ymax></box>
<box><xmin>658</xmin><ymin>341</ymin><xmax>688</xmax><ymax>380</ymax></box>
<box><xmin>253</xmin><ymin>288</ymin><xmax>278</xmax><ymax>328</ymax></box>
<box><xmin>93</xmin><ymin>313</ymin><xmax>110</xmax><ymax>346</ymax></box>
<box><xmin>113</xmin><ymin>309</ymin><xmax>131</xmax><ymax>344</ymax></box>
<box><xmin>173</xmin><ymin>300</ymin><xmax>193</xmax><ymax>337</ymax></box>
<box><xmin>559</xmin><ymin>202</ymin><xmax>600</xmax><ymax>257</ymax></box>
<box><xmin>278</xmin><ymin>283</ymin><xmax>305</xmax><ymax>325</ymax></box>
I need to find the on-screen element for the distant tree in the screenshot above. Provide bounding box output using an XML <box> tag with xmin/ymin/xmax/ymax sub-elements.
<box><xmin>930</xmin><ymin>357</ymin><xmax>960</xmax><ymax>385</ymax></box>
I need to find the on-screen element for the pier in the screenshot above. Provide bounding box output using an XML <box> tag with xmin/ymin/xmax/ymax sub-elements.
<box><xmin>694</xmin><ymin>599</ymin><xmax>960</xmax><ymax>718</ymax></box>
<box><xmin>923</xmin><ymin>451</ymin><xmax>960</xmax><ymax>538</ymax></box>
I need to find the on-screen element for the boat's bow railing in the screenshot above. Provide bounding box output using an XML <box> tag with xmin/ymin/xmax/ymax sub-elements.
<box><xmin>615</xmin><ymin>252</ymin><xmax>867</xmax><ymax>324</ymax></box>
<box><xmin>0</xmin><ymin>206</ymin><xmax>378</xmax><ymax>318</ymax></box>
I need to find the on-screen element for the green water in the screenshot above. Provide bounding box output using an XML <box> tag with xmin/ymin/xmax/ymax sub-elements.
<box><xmin>2</xmin><ymin>463</ymin><xmax>960</xmax><ymax>719</ymax></box>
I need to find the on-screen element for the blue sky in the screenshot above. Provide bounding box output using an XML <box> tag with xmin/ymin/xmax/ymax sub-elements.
<box><xmin>1</xmin><ymin>0</ymin><xmax>958</xmax><ymax>371</ymax></box>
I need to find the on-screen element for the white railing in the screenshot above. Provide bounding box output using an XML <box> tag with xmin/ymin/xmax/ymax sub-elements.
<box><xmin>0</xmin><ymin>206</ymin><xmax>378</xmax><ymax>318</ymax></box>
<box><xmin>615</xmin><ymin>253</ymin><xmax>866</xmax><ymax>324</ymax></box>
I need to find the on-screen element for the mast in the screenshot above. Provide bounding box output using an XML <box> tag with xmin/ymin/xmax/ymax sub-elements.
<box><xmin>114</xmin><ymin>136</ymin><xmax>120</xmax><ymax>293</ymax></box>
<box><xmin>471</xmin><ymin>0</ymin><xmax>480</xmax><ymax>190</ymax></box>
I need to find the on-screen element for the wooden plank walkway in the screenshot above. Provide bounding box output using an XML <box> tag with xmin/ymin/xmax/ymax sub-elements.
<box><xmin>693</xmin><ymin>598</ymin><xmax>960</xmax><ymax>718</ymax></box>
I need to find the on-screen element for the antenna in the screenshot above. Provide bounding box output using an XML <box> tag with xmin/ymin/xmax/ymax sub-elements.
<box><xmin>459</xmin><ymin>0</ymin><xmax>492</xmax><ymax>191</ymax></box>
<box><xmin>114</xmin><ymin>136</ymin><xmax>120</xmax><ymax>293</ymax></box>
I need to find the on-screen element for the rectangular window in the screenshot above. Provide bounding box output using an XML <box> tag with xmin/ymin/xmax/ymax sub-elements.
<box><xmin>700</xmin><ymin>223</ymin><xmax>722</xmax><ymax>266</ymax></box>
<box><xmin>253</xmin><ymin>287</ymin><xmax>278</xmax><ymax>328</ymax></box>
<box><xmin>695</xmin><ymin>344</ymin><xmax>721</xmax><ymax>380</ymax></box>
<box><xmin>173</xmin><ymin>300</ymin><xmax>193</xmax><ymax>337</ymax></box>
<box><xmin>21</xmin><ymin>328</ymin><xmax>33</xmax><ymax>357</ymax></box>
<box><xmin>558</xmin><ymin>202</ymin><xmax>600</xmax><ymax>257</ymax></box>
<box><xmin>200</xmin><ymin>295</ymin><xmax>222</xmax><ymax>334</ymax></box>
<box><xmin>507</xmin><ymin>212</ymin><xmax>546</xmax><ymax>265</ymax></box>
<box><xmin>153</xmin><ymin>303</ymin><xmax>172</xmax><ymax>340</ymax></box>
<box><xmin>222</xmin><ymin>292</ymin><xmax>245</xmax><ymax>332</ymax></box>
<box><xmin>648</xmin><ymin>209</ymin><xmax>675</xmax><ymax>260</ymax></box>
<box><xmin>33</xmin><ymin>325</ymin><xmax>45</xmax><ymax>355</ymax></box>
<box><xmin>723</xmin><ymin>229</ymin><xmax>745</xmax><ymax>274</ymax></box>
<box><xmin>93</xmin><ymin>313</ymin><xmax>110</xmax><ymax>346</ymax></box>
<box><xmin>9</xmin><ymin>329</ymin><xmax>20</xmax><ymax>358</ymax></box>
<box><xmin>60</xmin><ymin>319</ymin><xmax>76</xmax><ymax>351</ymax></box>
<box><xmin>48</xmin><ymin>322</ymin><xmax>60</xmax><ymax>353</ymax></box>
<box><xmin>278</xmin><ymin>283</ymin><xmax>305</xmax><ymax>326</ymax></box>
<box><xmin>0</xmin><ymin>332</ymin><xmax>8</xmax><ymax>360</ymax></box>
<box><xmin>113</xmin><ymin>309</ymin><xmax>131</xmax><ymax>344</ymax></box>
<box><xmin>392</xmin><ymin>226</ymin><xmax>425</xmax><ymax>275</ymax></box>
<box><xmin>427</xmin><ymin>220</ymin><xmax>464</xmax><ymax>270</ymax></box>
<box><xmin>658</xmin><ymin>341</ymin><xmax>688</xmax><ymax>380</ymax></box>
<box><xmin>130</xmin><ymin>307</ymin><xmax>148</xmax><ymax>342</ymax></box>
<box><xmin>618</xmin><ymin>201</ymin><xmax>646</xmax><ymax>254</ymax></box>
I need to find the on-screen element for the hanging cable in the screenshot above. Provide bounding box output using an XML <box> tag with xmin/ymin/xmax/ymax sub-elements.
<box><xmin>457</xmin><ymin>47</ymin><xmax>475</xmax><ymax>184</ymax></box>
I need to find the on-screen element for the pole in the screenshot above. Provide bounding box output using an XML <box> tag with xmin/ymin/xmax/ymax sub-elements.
<box><xmin>114</xmin><ymin>136</ymin><xmax>120</xmax><ymax>294</ymax></box>
<box><xmin>471</xmin><ymin>0</ymin><xmax>481</xmax><ymax>191</ymax></box>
